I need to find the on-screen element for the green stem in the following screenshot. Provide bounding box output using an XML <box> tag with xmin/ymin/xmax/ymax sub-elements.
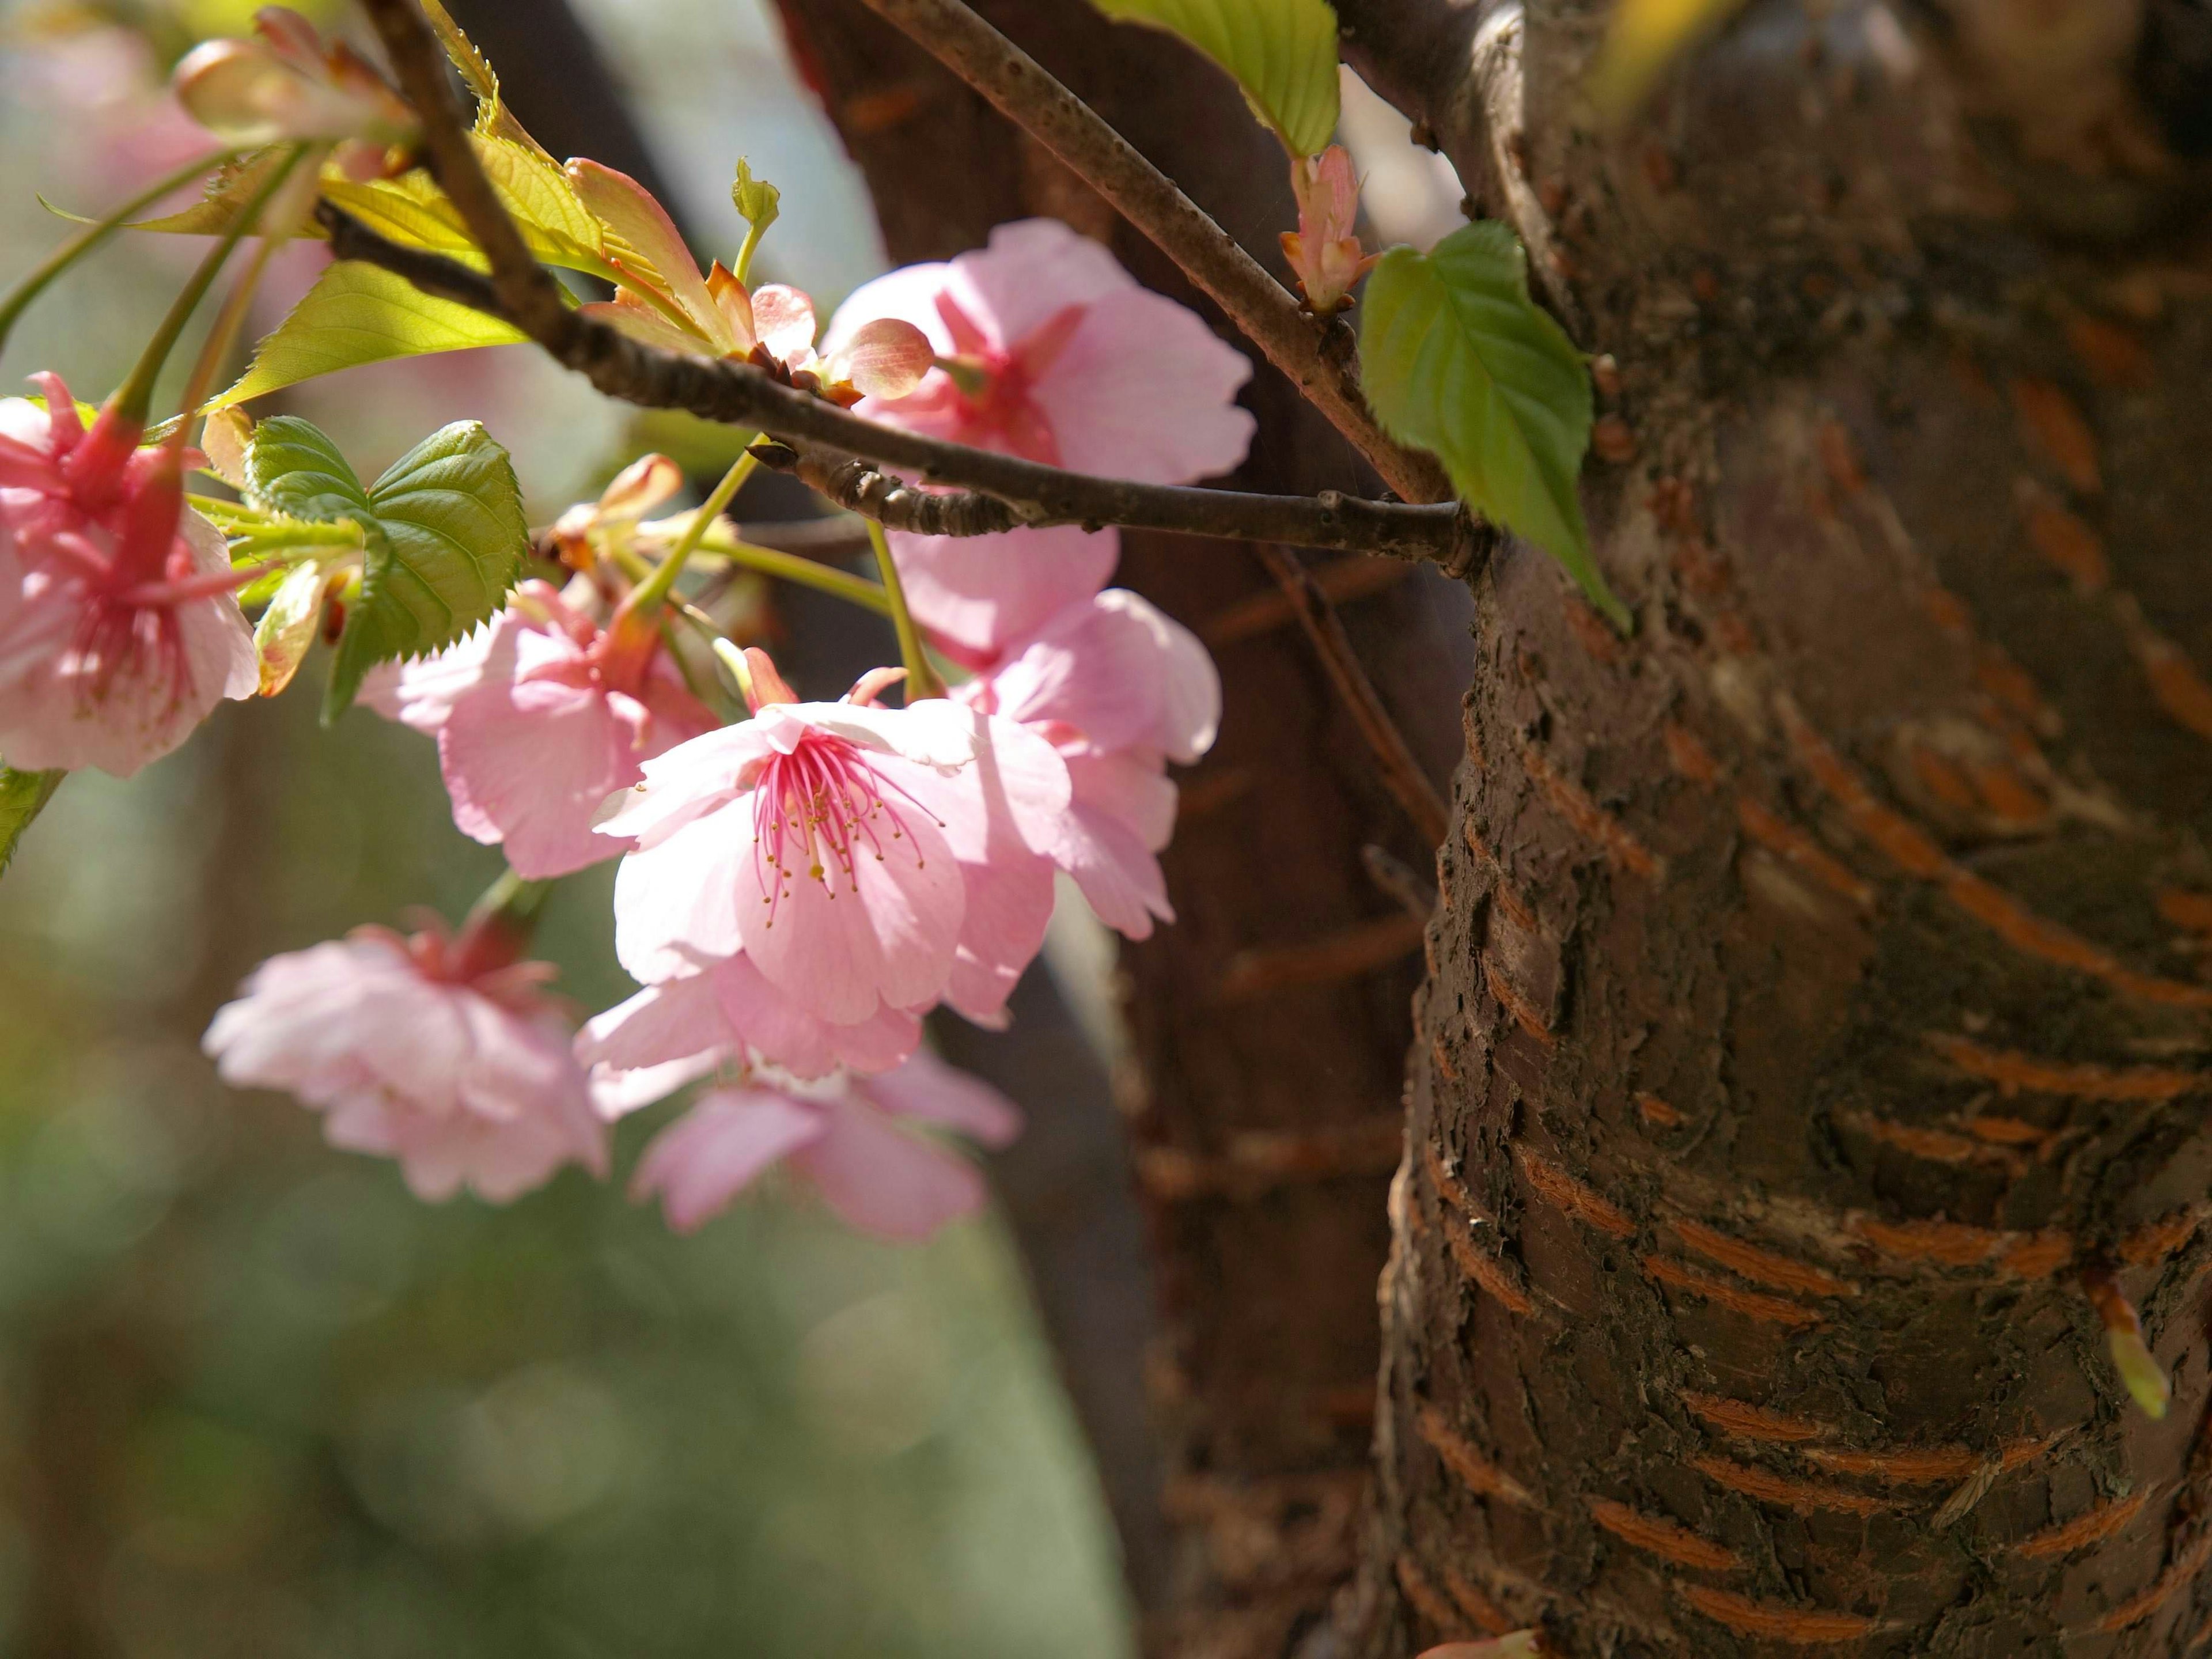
<box><xmin>624</xmin><ymin>449</ymin><xmax>757</xmax><ymax>618</ymax></box>
<box><xmin>733</xmin><ymin>219</ymin><xmax>768</xmax><ymax>287</ymax></box>
<box><xmin>173</xmin><ymin>187</ymin><xmax>300</xmax><ymax>431</ymax></box>
<box><xmin>0</xmin><ymin>148</ymin><xmax>237</xmax><ymax>355</ymax></box>
<box><xmin>466</xmin><ymin>866</ymin><xmax>551</xmax><ymax>930</ymax></box>
<box><xmin>865</xmin><ymin>518</ymin><xmax>945</xmax><ymax>701</ymax></box>
<box><xmin>224</xmin><ymin>519</ymin><xmax>368</xmax><ymax>556</ymax></box>
<box><xmin>109</xmin><ymin>144</ymin><xmax>307</xmax><ymax>428</ymax></box>
<box><xmin>695</xmin><ymin>525</ymin><xmax>889</xmax><ymax>614</ymax></box>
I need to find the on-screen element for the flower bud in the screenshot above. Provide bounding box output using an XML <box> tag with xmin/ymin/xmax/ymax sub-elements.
<box><xmin>173</xmin><ymin>9</ymin><xmax>415</xmax><ymax>157</ymax></box>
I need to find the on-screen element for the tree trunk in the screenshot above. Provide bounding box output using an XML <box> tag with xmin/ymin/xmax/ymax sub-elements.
<box><xmin>787</xmin><ymin>0</ymin><xmax>2212</xmax><ymax>1653</ymax></box>
<box><xmin>1334</xmin><ymin>2</ymin><xmax>2212</xmax><ymax>1653</ymax></box>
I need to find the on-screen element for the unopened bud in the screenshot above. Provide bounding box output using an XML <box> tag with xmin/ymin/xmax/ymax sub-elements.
<box><xmin>732</xmin><ymin>158</ymin><xmax>781</xmax><ymax>237</ymax></box>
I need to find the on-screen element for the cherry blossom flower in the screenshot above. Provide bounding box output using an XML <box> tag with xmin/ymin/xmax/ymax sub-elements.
<box><xmin>1282</xmin><ymin>147</ymin><xmax>1381</xmax><ymax>315</ymax></box>
<box><xmin>203</xmin><ymin>918</ymin><xmax>607</xmax><ymax>1203</ymax></box>
<box><xmin>628</xmin><ymin>1049</ymin><xmax>1020</xmax><ymax>1239</ymax></box>
<box><xmin>370</xmin><ymin>578</ymin><xmax>715</xmax><ymax>878</ymax></box>
<box><xmin>600</xmin><ymin>649</ymin><xmax>1070</xmax><ymax>1029</ymax></box>
<box><xmin>825</xmin><ymin>217</ymin><xmax>1256</xmax><ymax>483</ymax></box>
<box><xmin>965</xmin><ymin>588</ymin><xmax>1221</xmax><ymax>939</ymax></box>
<box><xmin>172</xmin><ymin>7</ymin><xmax>416</xmax><ymax>180</ymax></box>
<box><xmin>0</xmin><ymin>376</ymin><xmax>256</xmax><ymax>777</ymax></box>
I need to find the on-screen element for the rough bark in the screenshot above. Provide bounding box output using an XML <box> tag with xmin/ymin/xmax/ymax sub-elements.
<box><xmin>1332</xmin><ymin>2</ymin><xmax>2212</xmax><ymax>1654</ymax></box>
<box><xmin>771</xmin><ymin>2</ymin><xmax>1475</xmax><ymax>1652</ymax></box>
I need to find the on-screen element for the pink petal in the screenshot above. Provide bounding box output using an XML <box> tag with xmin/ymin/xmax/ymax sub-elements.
<box><xmin>576</xmin><ymin>974</ymin><xmax>728</xmax><ymax>1075</ymax></box>
<box><xmin>438</xmin><ymin>634</ymin><xmax>639</xmax><ymax>878</ymax></box>
<box><xmin>793</xmin><ymin>1094</ymin><xmax>988</xmax><ymax>1242</ymax></box>
<box><xmin>611</xmin><ymin>806</ymin><xmax>755</xmax><ymax>981</ymax></box>
<box><xmin>1054</xmin><ymin>765</ymin><xmax>1177</xmax><ymax>940</ymax></box>
<box><xmin>734</xmin><ymin>801</ymin><xmax>964</xmax><ymax>1025</ymax></box>
<box><xmin>887</xmin><ymin>523</ymin><xmax>1118</xmax><ymax>664</ymax></box>
<box><xmin>944</xmin><ymin>219</ymin><xmax>1131</xmax><ymax>350</ymax></box>
<box><xmin>942</xmin><ymin>849</ymin><xmax>1055</xmax><ymax>1027</ymax></box>
<box><xmin>865</xmin><ymin>1048</ymin><xmax>1023</xmax><ymax>1146</ymax></box>
<box><xmin>749</xmin><ymin>283</ymin><xmax>819</xmax><ymax>362</ymax></box>
<box><xmin>631</xmin><ymin>1088</ymin><xmax>827</xmax><ymax>1232</ymax></box>
<box><xmin>706</xmin><ymin>953</ymin><xmax>923</xmax><ymax>1078</ymax></box>
<box><xmin>1032</xmin><ymin>287</ymin><xmax>1255</xmax><ymax>484</ymax></box>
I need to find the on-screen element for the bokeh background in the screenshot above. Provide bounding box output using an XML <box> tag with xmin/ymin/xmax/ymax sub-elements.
<box><xmin>0</xmin><ymin>3</ymin><xmax>1464</xmax><ymax>1653</ymax></box>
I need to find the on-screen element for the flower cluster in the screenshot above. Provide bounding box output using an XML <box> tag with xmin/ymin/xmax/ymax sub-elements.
<box><xmin>198</xmin><ymin>220</ymin><xmax>1245</xmax><ymax>1242</ymax></box>
<box><xmin>0</xmin><ymin>377</ymin><xmax>256</xmax><ymax>777</ymax></box>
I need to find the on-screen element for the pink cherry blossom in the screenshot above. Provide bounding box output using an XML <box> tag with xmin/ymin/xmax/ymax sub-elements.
<box><xmin>628</xmin><ymin>1048</ymin><xmax>1021</xmax><ymax>1239</ymax></box>
<box><xmin>599</xmin><ymin>661</ymin><xmax>976</xmax><ymax>1018</ymax></box>
<box><xmin>0</xmin><ymin>377</ymin><xmax>256</xmax><ymax>777</ymax></box>
<box><xmin>602</xmin><ymin>653</ymin><xmax>1073</xmax><ymax>1031</ymax></box>
<box><xmin>825</xmin><ymin>218</ymin><xmax>1256</xmax><ymax>484</ymax></box>
<box><xmin>964</xmin><ymin>588</ymin><xmax>1220</xmax><ymax>940</ymax></box>
<box><xmin>203</xmin><ymin>921</ymin><xmax>607</xmax><ymax>1204</ymax></box>
<box><xmin>1282</xmin><ymin>147</ymin><xmax>1381</xmax><ymax>315</ymax></box>
<box><xmin>372</xmin><ymin>578</ymin><xmax>715</xmax><ymax>878</ymax></box>
<box><xmin>885</xmin><ymin>522</ymin><xmax>1120</xmax><ymax>669</ymax></box>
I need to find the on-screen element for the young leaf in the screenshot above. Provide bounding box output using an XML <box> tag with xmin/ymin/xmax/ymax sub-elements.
<box><xmin>419</xmin><ymin>0</ymin><xmax>545</xmax><ymax>154</ymax></box>
<box><xmin>253</xmin><ymin>562</ymin><xmax>332</xmax><ymax>696</ymax></box>
<box><xmin>1359</xmin><ymin>222</ymin><xmax>1621</xmax><ymax>627</ymax></box>
<box><xmin>0</xmin><ymin>764</ymin><xmax>65</xmax><ymax>879</ymax></box>
<box><xmin>1588</xmin><ymin>0</ymin><xmax>1754</xmax><ymax>118</ymax></box>
<box><xmin>319</xmin><ymin>137</ymin><xmax>616</xmax><ymax>281</ymax></box>
<box><xmin>325</xmin><ymin>421</ymin><xmax>530</xmax><ymax>719</ymax></box>
<box><xmin>244</xmin><ymin>415</ymin><xmax>376</xmax><ymax>525</ymax></box>
<box><xmin>240</xmin><ymin>419</ymin><xmax>528</xmax><ymax>719</ymax></box>
<box><xmin>207</xmin><ymin>260</ymin><xmax>528</xmax><ymax>410</ymax></box>
<box><xmin>1092</xmin><ymin>0</ymin><xmax>1340</xmax><ymax>157</ymax></box>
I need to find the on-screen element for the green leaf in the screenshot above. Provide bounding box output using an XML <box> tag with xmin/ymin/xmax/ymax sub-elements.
<box><xmin>239</xmin><ymin>418</ymin><xmax>529</xmax><ymax>720</ymax></box>
<box><xmin>245</xmin><ymin>415</ymin><xmax>376</xmax><ymax>525</ymax></box>
<box><xmin>207</xmin><ymin>260</ymin><xmax>528</xmax><ymax>410</ymax></box>
<box><xmin>1092</xmin><ymin>0</ymin><xmax>1340</xmax><ymax>157</ymax></box>
<box><xmin>331</xmin><ymin>422</ymin><xmax>530</xmax><ymax>719</ymax></box>
<box><xmin>1588</xmin><ymin>0</ymin><xmax>1754</xmax><ymax>119</ymax></box>
<box><xmin>1359</xmin><ymin>222</ymin><xmax>1619</xmax><ymax>626</ymax></box>
<box><xmin>0</xmin><ymin>765</ymin><xmax>64</xmax><ymax>879</ymax></box>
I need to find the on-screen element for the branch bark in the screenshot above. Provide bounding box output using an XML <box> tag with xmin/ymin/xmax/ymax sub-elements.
<box><xmin>313</xmin><ymin>199</ymin><xmax>1474</xmax><ymax>566</ymax></box>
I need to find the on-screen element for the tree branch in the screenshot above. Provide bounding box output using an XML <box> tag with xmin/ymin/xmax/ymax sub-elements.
<box><xmin>1257</xmin><ymin>546</ymin><xmax>1452</xmax><ymax>846</ymax></box>
<box><xmin>850</xmin><ymin>0</ymin><xmax>1452</xmax><ymax>506</ymax></box>
<box><xmin>316</xmin><ymin>200</ymin><xmax>1478</xmax><ymax>567</ymax></box>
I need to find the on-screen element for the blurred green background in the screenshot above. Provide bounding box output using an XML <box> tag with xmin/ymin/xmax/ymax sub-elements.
<box><xmin>0</xmin><ymin>2</ymin><xmax>1135</xmax><ymax>1653</ymax></box>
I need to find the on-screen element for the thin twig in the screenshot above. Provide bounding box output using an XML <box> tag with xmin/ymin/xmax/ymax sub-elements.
<box><xmin>850</xmin><ymin>0</ymin><xmax>1449</xmax><ymax>506</ymax></box>
<box><xmin>315</xmin><ymin>201</ymin><xmax>1476</xmax><ymax>566</ymax></box>
<box><xmin>1257</xmin><ymin>546</ymin><xmax>1452</xmax><ymax>846</ymax></box>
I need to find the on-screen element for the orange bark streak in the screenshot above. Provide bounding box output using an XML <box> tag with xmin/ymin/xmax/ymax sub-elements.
<box><xmin>1671</xmin><ymin>1219</ymin><xmax>1858</xmax><ymax>1300</ymax></box>
<box><xmin>1589</xmin><ymin>1498</ymin><xmax>1741</xmax><ymax>1572</ymax></box>
<box><xmin>1515</xmin><ymin>1147</ymin><xmax>1635</xmax><ymax>1240</ymax></box>
<box><xmin>1641</xmin><ymin>1256</ymin><xmax>1824</xmax><ymax>1327</ymax></box>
